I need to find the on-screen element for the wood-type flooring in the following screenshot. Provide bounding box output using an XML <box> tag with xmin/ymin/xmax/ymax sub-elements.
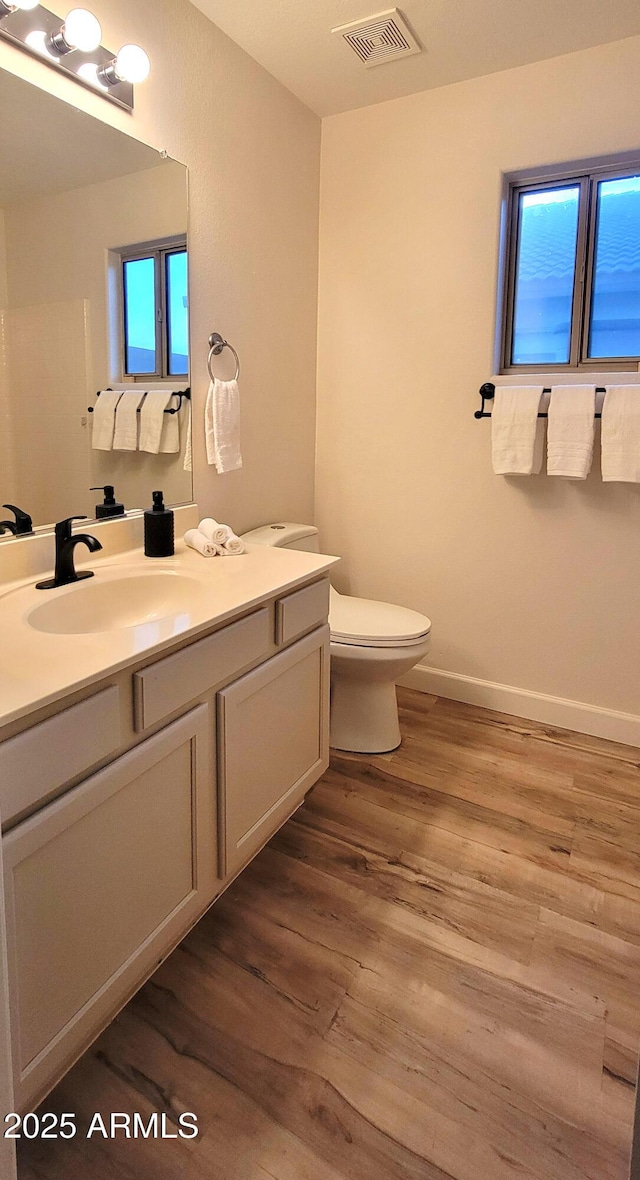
<box><xmin>18</xmin><ymin>688</ymin><xmax>640</xmax><ymax>1179</ymax></box>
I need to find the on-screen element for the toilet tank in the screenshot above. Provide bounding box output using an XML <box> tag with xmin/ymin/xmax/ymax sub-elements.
<box><xmin>240</xmin><ymin>523</ymin><xmax>320</xmax><ymax>553</ymax></box>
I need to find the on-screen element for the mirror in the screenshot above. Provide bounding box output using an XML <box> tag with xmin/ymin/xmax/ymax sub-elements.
<box><xmin>0</xmin><ymin>69</ymin><xmax>192</xmax><ymax>538</ymax></box>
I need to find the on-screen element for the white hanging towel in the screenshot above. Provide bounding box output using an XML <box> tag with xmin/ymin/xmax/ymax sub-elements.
<box><xmin>547</xmin><ymin>385</ymin><xmax>596</xmax><ymax>478</ymax></box>
<box><xmin>139</xmin><ymin>390</ymin><xmax>173</xmax><ymax>453</ymax></box>
<box><xmin>159</xmin><ymin>395</ymin><xmax>180</xmax><ymax>454</ymax></box>
<box><xmin>112</xmin><ymin>390</ymin><xmax>145</xmax><ymax>450</ymax></box>
<box><xmin>491</xmin><ymin>386</ymin><xmax>545</xmax><ymax>475</ymax></box>
<box><xmin>91</xmin><ymin>391</ymin><xmax>122</xmax><ymax>451</ymax></box>
<box><xmin>601</xmin><ymin>386</ymin><xmax>640</xmax><ymax>482</ymax></box>
<box><xmin>183</xmin><ymin>399</ymin><xmax>192</xmax><ymax>472</ymax></box>
<box><xmin>205</xmin><ymin>378</ymin><xmax>242</xmax><ymax>473</ymax></box>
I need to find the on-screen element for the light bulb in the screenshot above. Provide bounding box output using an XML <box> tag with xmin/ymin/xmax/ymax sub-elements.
<box><xmin>114</xmin><ymin>43</ymin><xmax>150</xmax><ymax>83</ymax></box>
<box><xmin>61</xmin><ymin>8</ymin><xmax>101</xmax><ymax>52</ymax></box>
<box><xmin>96</xmin><ymin>42</ymin><xmax>150</xmax><ymax>88</ymax></box>
<box><xmin>77</xmin><ymin>61</ymin><xmax>108</xmax><ymax>90</ymax></box>
<box><xmin>0</xmin><ymin>0</ymin><xmax>39</xmax><ymax>13</ymax></box>
<box><xmin>26</xmin><ymin>28</ymin><xmax>59</xmax><ymax>59</ymax></box>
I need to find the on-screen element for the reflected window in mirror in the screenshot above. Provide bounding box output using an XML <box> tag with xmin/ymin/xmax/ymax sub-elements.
<box><xmin>118</xmin><ymin>237</ymin><xmax>188</xmax><ymax>380</ymax></box>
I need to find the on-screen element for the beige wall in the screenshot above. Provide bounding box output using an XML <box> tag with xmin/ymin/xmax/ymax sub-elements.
<box><xmin>4</xmin><ymin>301</ymin><xmax>90</xmax><ymax>524</ymax></box>
<box><xmin>0</xmin><ymin>216</ymin><xmax>14</xmax><ymax>506</ymax></box>
<box><xmin>317</xmin><ymin>35</ymin><xmax>640</xmax><ymax>721</ymax></box>
<box><xmin>0</xmin><ymin>211</ymin><xmax>7</xmax><ymax>309</ymax></box>
<box><xmin>0</xmin><ymin>0</ymin><xmax>320</xmax><ymax>534</ymax></box>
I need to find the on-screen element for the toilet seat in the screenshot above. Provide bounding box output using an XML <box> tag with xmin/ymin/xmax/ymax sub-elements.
<box><xmin>329</xmin><ymin>588</ymin><xmax>431</xmax><ymax>649</ymax></box>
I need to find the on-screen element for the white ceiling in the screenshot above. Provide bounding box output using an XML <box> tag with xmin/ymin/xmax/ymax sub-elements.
<box><xmin>192</xmin><ymin>0</ymin><xmax>640</xmax><ymax>116</ymax></box>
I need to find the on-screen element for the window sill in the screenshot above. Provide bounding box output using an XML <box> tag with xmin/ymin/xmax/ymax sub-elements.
<box><xmin>495</xmin><ymin>369</ymin><xmax>640</xmax><ymax>384</ymax></box>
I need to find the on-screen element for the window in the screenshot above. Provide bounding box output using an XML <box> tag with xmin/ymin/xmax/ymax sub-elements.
<box><xmin>501</xmin><ymin>166</ymin><xmax>640</xmax><ymax>371</ymax></box>
<box><xmin>119</xmin><ymin>237</ymin><xmax>188</xmax><ymax>379</ymax></box>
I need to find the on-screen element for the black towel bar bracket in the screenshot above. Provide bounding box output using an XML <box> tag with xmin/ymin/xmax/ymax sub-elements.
<box><xmin>475</xmin><ymin>382</ymin><xmax>607</xmax><ymax>420</ymax></box>
<box><xmin>88</xmin><ymin>387</ymin><xmax>191</xmax><ymax>414</ymax></box>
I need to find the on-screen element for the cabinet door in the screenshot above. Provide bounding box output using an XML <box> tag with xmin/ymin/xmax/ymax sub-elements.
<box><xmin>0</xmin><ymin>810</ymin><xmax>16</xmax><ymax>1180</ymax></box>
<box><xmin>218</xmin><ymin>626</ymin><xmax>329</xmax><ymax>878</ymax></box>
<box><xmin>3</xmin><ymin>704</ymin><xmax>215</xmax><ymax>1112</ymax></box>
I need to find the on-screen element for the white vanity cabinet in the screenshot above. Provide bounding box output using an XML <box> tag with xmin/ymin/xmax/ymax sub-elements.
<box><xmin>0</xmin><ymin>571</ymin><xmax>331</xmax><ymax>1113</ymax></box>
<box><xmin>3</xmin><ymin>704</ymin><xmax>214</xmax><ymax>1112</ymax></box>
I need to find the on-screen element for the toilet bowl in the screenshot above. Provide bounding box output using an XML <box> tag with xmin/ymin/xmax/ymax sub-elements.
<box><xmin>240</xmin><ymin>524</ymin><xmax>431</xmax><ymax>754</ymax></box>
<box><xmin>329</xmin><ymin>588</ymin><xmax>431</xmax><ymax>752</ymax></box>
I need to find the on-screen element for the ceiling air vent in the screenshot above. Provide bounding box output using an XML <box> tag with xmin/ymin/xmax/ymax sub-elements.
<box><xmin>332</xmin><ymin>9</ymin><xmax>421</xmax><ymax>69</ymax></box>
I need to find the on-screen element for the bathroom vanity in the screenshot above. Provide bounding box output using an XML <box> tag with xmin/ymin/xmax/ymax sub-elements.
<box><xmin>0</xmin><ymin>512</ymin><xmax>338</xmax><ymax>1113</ymax></box>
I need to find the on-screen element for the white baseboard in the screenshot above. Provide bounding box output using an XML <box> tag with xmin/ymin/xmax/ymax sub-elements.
<box><xmin>398</xmin><ymin>664</ymin><xmax>640</xmax><ymax>748</ymax></box>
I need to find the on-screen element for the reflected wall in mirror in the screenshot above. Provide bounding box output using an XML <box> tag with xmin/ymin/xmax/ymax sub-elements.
<box><xmin>0</xmin><ymin>69</ymin><xmax>191</xmax><ymax>537</ymax></box>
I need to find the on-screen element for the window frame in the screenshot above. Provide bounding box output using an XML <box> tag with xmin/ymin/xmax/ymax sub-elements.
<box><xmin>117</xmin><ymin>235</ymin><xmax>188</xmax><ymax>381</ymax></box>
<box><xmin>500</xmin><ymin>163</ymin><xmax>640</xmax><ymax>374</ymax></box>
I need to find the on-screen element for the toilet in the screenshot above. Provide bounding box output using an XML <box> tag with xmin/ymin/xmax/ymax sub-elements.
<box><xmin>240</xmin><ymin>524</ymin><xmax>432</xmax><ymax>753</ymax></box>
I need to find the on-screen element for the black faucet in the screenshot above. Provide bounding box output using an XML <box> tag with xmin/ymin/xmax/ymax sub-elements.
<box><xmin>36</xmin><ymin>517</ymin><xmax>103</xmax><ymax>591</ymax></box>
<box><xmin>0</xmin><ymin>504</ymin><xmax>33</xmax><ymax>536</ymax></box>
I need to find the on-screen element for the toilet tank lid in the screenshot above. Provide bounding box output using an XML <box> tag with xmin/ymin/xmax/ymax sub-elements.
<box><xmin>240</xmin><ymin>522</ymin><xmax>319</xmax><ymax>547</ymax></box>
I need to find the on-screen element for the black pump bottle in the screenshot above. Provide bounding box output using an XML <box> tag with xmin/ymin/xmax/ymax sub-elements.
<box><xmin>144</xmin><ymin>490</ymin><xmax>174</xmax><ymax>558</ymax></box>
<box><xmin>91</xmin><ymin>485</ymin><xmax>125</xmax><ymax>519</ymax></box>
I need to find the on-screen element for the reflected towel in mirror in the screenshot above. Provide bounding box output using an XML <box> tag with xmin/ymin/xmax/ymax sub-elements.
<box><xmin>91</xmin><ymin>390</ymin><xmax>122</xmax><ymax>451</ymax></box>
<box><xmin>139</xmin><ymin>390</ymin><xmax>173</xmax><ymax>453</ymax></box>
<box><xmin>113</xmin><ymin>390</ymin><xmax>145</xmax><ymax>450</ymax></box>
<box><xmin>159</xmin><ymin>395</ymin><xmax>181</xmax><ymax>454</ymax></box>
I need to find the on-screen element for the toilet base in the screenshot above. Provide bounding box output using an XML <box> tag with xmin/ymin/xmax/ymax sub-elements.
<box><xmin>329</xmin><ymin>635</ymin><xmax>431</xmax><ymax>754</ymax></box>
<box><xmin>330</xmin><ymin>674</ymin><xmax>401</xmax><ymax>754</ymax></box>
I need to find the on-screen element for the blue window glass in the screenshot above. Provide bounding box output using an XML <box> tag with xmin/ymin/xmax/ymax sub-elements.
<box><xmin>588</xmin><ymin>175</ymin><xmax>640</xmax><ymax>359</ymax></box>
<box><xmin>166</xmin><ymin>250</ymin><xmax>189</xmax><ymax>375</ymax></box>
<box><xmin>123</xmin><ymin>257</ymin><xmax>156</xmax><ymax>374</ymax></box>
<box><xmin>511</xmin><ymin>186</ymin><xmax>580</xmax><ymax>365</ymax></box>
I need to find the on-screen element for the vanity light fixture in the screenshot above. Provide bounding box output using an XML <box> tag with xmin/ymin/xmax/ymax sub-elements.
<box><xmin>0</xmin><ymin>0</ymin><xmax>39</xmax><ymax>16</ymax></box>
<box><xmin>0</xmin><ymin>4</ymin><xmax>149</xmax><ymax>112</ymax></box>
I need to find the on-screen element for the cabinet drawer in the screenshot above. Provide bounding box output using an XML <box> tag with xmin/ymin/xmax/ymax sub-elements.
<box><xmin>134</xmin><ymin>607</ymin><xmax>270</xmax><ymax>731</ymax></box>
<box><xmin>3</xmin><ymin>704</ymin><xmax>214</xmax><ymax>1112</ymax></box>
<box><xmin>0</xmin><ymin>686</ymin><xmax>121</xmax><ymax>829</ymax></box>
<box><xmin>276</xmin><ymin>579</ymin><xmax>329</xmax><ymax>646</ymax></box>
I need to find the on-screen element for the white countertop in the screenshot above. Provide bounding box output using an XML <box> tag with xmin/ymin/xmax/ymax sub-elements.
<box><xmin>0</xmin><ymin>541</ymin><xmax>339</xmax><ymax>730</ymax></box>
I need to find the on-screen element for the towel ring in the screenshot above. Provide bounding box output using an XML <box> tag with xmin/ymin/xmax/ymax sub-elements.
<box><xmin>207</xmin><ymin>332</ymin><xmax>240</xmax><ymax>382</ymax></box>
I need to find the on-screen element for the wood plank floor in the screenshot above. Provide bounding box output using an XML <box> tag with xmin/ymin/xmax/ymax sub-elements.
<box><xmin>17</xmin><ymin>689</ymin><xmax>640</xmax><ymax>1180</ymax></box>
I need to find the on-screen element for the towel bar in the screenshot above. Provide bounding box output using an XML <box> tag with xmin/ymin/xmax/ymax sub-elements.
<box><xmin>88</xmin><ymin>388</ymin><xmax>191</xmax><ymax>414</ymax></box>
<box><xmin>207</xmin><ymin>332</ymin><xmax>240</xmax><ymax>383</ymax></box>
<box><xmin>475</xmin><ymin>382</ymin><xmax>607</xmax><ymax>420</ymax></box>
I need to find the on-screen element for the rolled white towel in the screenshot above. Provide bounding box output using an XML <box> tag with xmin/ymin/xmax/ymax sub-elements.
<box><xmin>184</xmin><ymin>528</ymin><xmax>221</xmax><ymax>557</ymax></box>
<box><xmin>199</xmin><ymin>517</ymin><xmax>233</xmax><ymax>545</ymax></box>
<box><xmin>220</xmin><ymin>535</ymin><xmax>246</xmax><ymax>556</ymax></box>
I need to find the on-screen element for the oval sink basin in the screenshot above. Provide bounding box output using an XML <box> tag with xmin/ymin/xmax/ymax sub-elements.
<box><xmin>27</xmin><ymin>571</ymin><xmax>205</xmax><ymax>635</ymax></box>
